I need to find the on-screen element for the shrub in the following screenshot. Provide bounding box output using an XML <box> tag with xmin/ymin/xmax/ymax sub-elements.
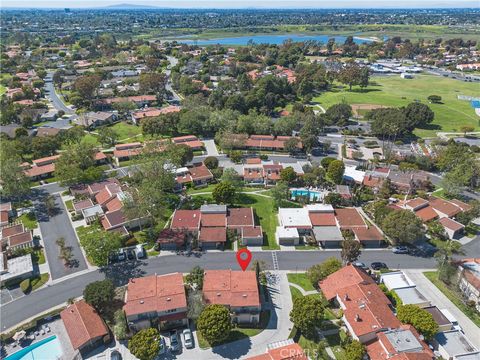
<box><xmin>20</xmin><ymin>278</ymin><xmax>31</xmax><ymax>293</ymax></box>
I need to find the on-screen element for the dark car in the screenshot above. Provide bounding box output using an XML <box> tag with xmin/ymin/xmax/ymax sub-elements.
<box><xmin>371</xmin><ymin>262</ymin><xmax>387</xmax><ymax>270</ymax></box>
<box><xmin>127</xmin><ymin>249</ymin><xmax>135</xmax><ymax>261</ymax></box>
<box><xmin>110</xmin><ymin>350</ymin><xmax>122</xmax><ymax>360</ymax></box>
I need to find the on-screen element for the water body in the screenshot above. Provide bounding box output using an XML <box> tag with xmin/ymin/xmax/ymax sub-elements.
<box><xmin>176</xmin><ymin>34</ymin><xmax>375</xmax><ymax>46</ymax></box>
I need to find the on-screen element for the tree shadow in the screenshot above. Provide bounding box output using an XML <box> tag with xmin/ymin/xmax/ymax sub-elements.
<box><xmin>100</xmin><ymin>260</ymin><xmax>147</xmax><ymax>287</ymax></box>
<box><xmin>417</xmin><ymin>123</ymin><xmax>441</xmax><ymax>131</ymax></box>
<box><xmin>211</xmin><ymin>334</ymin><xmax>252</xmax><ymax>359</ymax></box>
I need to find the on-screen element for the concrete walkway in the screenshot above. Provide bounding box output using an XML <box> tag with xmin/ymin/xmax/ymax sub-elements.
<box><xmin>288</xmin><ymin>282</ymin><xmax>318</xmax><ymax>296</ymax></box>
<box><xmin>404</xmin><ymin>270</ymin><xmax>480</xmax><ymax>349</ymax></box>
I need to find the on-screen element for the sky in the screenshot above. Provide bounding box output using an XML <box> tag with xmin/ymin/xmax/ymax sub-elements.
<box><xmin>2</xmin><ymin>0</ymin><xmax>479</xmax><ymax>8</ymax></box>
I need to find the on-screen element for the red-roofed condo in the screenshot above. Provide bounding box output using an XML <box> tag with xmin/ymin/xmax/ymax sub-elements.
<box><xmin>60</xmin><ymin>300</ymin><xmax>110</xmax><ymax>355</ymax></box>
<box><xmin>124</xmin><ymin>273</ymin><xmax>188</xmax><ymax>332</ymax></box>
<box><xmin>203</xmin><ymin>270</ymin><xmax>261</xmax><ymax>324</ymax></box>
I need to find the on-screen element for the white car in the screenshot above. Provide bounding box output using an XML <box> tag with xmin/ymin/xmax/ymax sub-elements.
<box><xmin>392</xmin><ymin>246</ymin><xmax>409</xmax><ymax>254</ymax></box>
<box><xmin>183</xmin><ymin>329</ymin><xmax>194</xmax><ymax>349</ymax></box>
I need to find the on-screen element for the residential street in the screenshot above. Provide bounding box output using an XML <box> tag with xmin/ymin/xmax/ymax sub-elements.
<box><xmin>35</xmin><ymin>193</ymin><xmax>87</xmax><ymax>280</ymax></box>
<box><xmin>44</xmin><ymin>71</ymin><xmax>75</xmax><ymax>115</ymax></box>
<box><xmin>405</xmin><ymin>270</ymin><xmax>480</xmax><ymax>349</ymax></box>
<box><xmin>1</xmin><ymin>250</ymin><xmax>440</xmax><ymax>331</ymax></box>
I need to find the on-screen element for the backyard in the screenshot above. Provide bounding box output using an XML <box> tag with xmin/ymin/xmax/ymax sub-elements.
<box><xmin>313</xmin><ymin>74</ymin><xmax>479</xmax><ymax>138</ymax></box>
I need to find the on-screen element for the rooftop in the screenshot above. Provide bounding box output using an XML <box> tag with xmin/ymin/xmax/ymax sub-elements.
<box><xmin>380</xmin><ymin>271</ymin><xmax>417</xmax><ymax>290</ymax></box>
<box><xmin>394</xmin><ymin>287</ymin><xmax>430</xmax><ymax>307</ymax></box>
<box><xmin>278</xmin><ymin>208</ymin><xmax>311</xmax><ymax>228</ymax></box>
<box><xmin>435</xmin><ymin>330</ymin><xmax>478</xmax><ymax>357</ymax></box>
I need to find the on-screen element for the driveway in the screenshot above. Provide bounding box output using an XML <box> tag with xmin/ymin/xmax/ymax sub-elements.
<box><xmin>203</xmin><ymin>139</ymin><xmax>219</xmax><ymax>157</ymax></box>
<box><xmin>35</xmin><ymin>194</ymin><xmax>87</xmax><ymax>280</ymax></box>
<box><xmin>404</xmin><ymin>270</ymin><xmax>480</xmax><ymax>349</ymax></box>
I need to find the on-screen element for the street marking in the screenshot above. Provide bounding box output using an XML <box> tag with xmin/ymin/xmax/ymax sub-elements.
<box><xmin>272</xmin><ymin>251</ymin><xmax>279</xmax><ymax>270</ymax></box>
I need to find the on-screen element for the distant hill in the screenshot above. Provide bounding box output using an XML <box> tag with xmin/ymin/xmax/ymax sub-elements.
<box><xmin>105</xmin><ymin>3</ymin><xmax>159</xmax><ymax>8</ymax></box>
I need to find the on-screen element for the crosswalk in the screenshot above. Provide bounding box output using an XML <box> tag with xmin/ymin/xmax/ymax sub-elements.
<box><xmin>271</xmin><ymin>251</ymin><xmax>279</xmax><ymax>270</ymax></box>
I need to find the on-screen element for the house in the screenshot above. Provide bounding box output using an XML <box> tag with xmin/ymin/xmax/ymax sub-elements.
<box><xmin>423</xmin><ymin>306</ymin><xmax>453</xmax><ymax>332</ymax></box>
<box><xmin>319</xmin><ymin>265</ymin><xmax>400</xmax><ymax>343</ymax></box>
<box><xmin>277</xmin><ymin>208</ymin><xmax>312</xmax><ymax>231</ymax></box>
<box><xmin>366</xmin><ymin>325</ymin><xmax>434</xmax><ymax>360</ymax></box>
<box><xmin>156</xmin><ymin>229</ymin><xmax>186</xmax><ymax>250</ymax></box>
<box><xmin>170</xmin><ymin>209</ymin><xmax>201</xmax><ymax>232</ymax></box>
<box><xmin>203</xmin><ymin>270</ymin><xmax>261</xmax><ymax>324</ymax></box>
<box><xmin>198</xmin><ymin>227</ymin><xmax>227</xmax><ymax>249</ymax></box>
<box><xmin>336</xmin><ymin>185</ymin><xmax>352</xmax><ymax>200</ymax></box>
<box><xmin>61</xmin><ymin>300</ymin><xmax>110</xmax><ymax>355</ymax></box>
<box><xmin>394</xmin><ymin>287</ymin><xmax>431</xmax><ymax>308</ymax></box>
<box><xmin>0</xmin><ymin>253</ymin><xmax>34</xmax><ymax>285</ymax></box>
<box><xmin>232</xmin><ymin>134</ymin><xmax>302</xmax><ymax>152</ymax></box>
<box><xmin>241</xmin><ymin>226</ymin><xmax>264</xmax><ymax>246</ymax></box>
<box><xmin>335</xmin><ymin>208</ymin><xmax>367</xmax><ymax>230</ymax></box>
<box><xmin>131</xmin><ymin>105</ymin><xmax>181</xmax><ymax>124</ymax></box>
<box><xmin>404</xmin><ymin>197</ymin><xmax>471</xmax><ymax>225</ymax></box>
<box><xmin>73</xmin><ymin>199</ymin><xmax>94</xmax><ymax>215</ymax></box>
<box><xmin>123</xmin><ymin>273</ymin><xmax>188</xmax><ymax>331</ymax></box>
<box><xmin>380</xmin><ymin>271</ymin><xmax>417</xmax><ymax>291</ymax></box>
<box><xmin>82</xmin><ymin>205</ymin><xmax>105</xmax><ymax>225</ymax></box>
<box><xmin>246</xmin><ymin>339</ymin><xmax>307</xmax><ymax>360</ymax></box>
<box><xmin>1</xmin><ymin>224</ymin><xmax>34</xmax><ymax>251</ymax></box>
<box><xmin>172</xmin><ymin>135</ymin><xmax>204</xmax><ymax>150</ymax></box>
<box><xmin>100</xmin><ymin>95</ymin><xmax>156</xmax><ymax>108</ymax></box>
<box><xmin>343</xmin><ymin>166</ymin><xmax>366</xmax><ymax>184</ymax></box>
<box><xmin>182</xmin><ymin>163</ymin><xmax>214</xmax><ymax>188</ymax></box>
<box><xmin>275</xmin><ymin>226</ymin><xmax>300</xmax><ymax>246</ymax></box>
<box><xmin>457</xmin><ymin>259</ymin><xmax>480</xmax><ymax>312</ymax></box>
<box><xmin>113</xmin><ymin>142</ymin><xmax>143</xmax><ymax>163</ymax></box>
<box><xmin>439</xmin><ymin>217</ymin><xmax>465</xmax><ymax>239</ymax></box>
<box><xmin>76</xmin><ymin>112</ymin><xmax>117</xmax><ymax>129</ymax></box>
<box><xmin>434</xmin><ymin>330</ymin><xmax>480</xmax><ymax>360</ymax></box>
<box><xmin>0</xmin><ymin>211</ymin><xmax>9</xmax><ymax>227</ymax></box>
<box><xmin>307</xmin><ymin>204</ymin><xmax>343</xmax><ymax>247</ymax></box>
<box><xmin>352</xmin><ymin>226</ymin><xmax>384</xmax><ymax>247</ymax></box>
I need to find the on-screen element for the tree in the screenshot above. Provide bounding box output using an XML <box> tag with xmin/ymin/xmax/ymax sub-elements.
<box><xmin>280</xmin><ymin>166</ymin><xmax>297</xmax><ymax>185</ymax></box>
<box><xmin>197</xmin><ymin>304</ymin><xmax>232</xmax><ymax>345</ymax></box>
<box><xmin>139</xmin><ymin>72</ymin><xmax>166</xmax><ymax>101</ymax></box>
<box><xmin>321</xmin><ymin>157</ymin><xmax>336</xmax><ymax>169</ymax></box>
<box><xmin>128</xmin><ymin>328</ymin><xmax>161</xmax><ymax>360</ymax></box>
<box><xmin>396</xmin><ymin>304</ymin><xmax>439</xmax><ymax>340</ymax></box>
<box><xmin>79</xmin><ymin>224</ymin><xmax>124</xmax><ymax>266</ymax></box>
<box><xmin>204</xmin><ymin>156</ymin><xmax>219</xmax><ymax>170</ymax></box>
<box><xmin>427</xmin><ymin>95</ymin><xmax>442</xmax><ymax>104</ymax></box>
<box><xmin>83</xmin><ymin>279</ymin><xmax>115</xmax><ymax>314</ymax></box>
<box><xmin>325</xmin><ymin>103</ymin><xmax>352</xmax><ymax>126</ymax></box>
<box><xmin>324</xmin><ymin>193</ymin><xmax>343</xmax><ymax>207</ymax></box>
<box><xmin>337</xmin><ymin>61</ymin><xmax>363</xmax><ymax>91</ymax></box>
<box><xmin>460</xmin><ymin>126</ymin><xmax>475</xmax><ymax>136</ymax></box>
<box><xmin>404</xmin><ymin>103</ymin><xmax>434</xmax><ymax>130</ymax></box>
<box><xmin>344</xmin><ymin>340</ymin><xmax>365</xmax><ymax>360</ymax></box>
<box><xmin>341</xmin><ymin>239</ymin><xmax>362</xmax><ymax>265</ymax></box>
<box><xmin>97</xmin><ymin>126</ymin><xmax>118</xmax><ymax>147</ymax></box>
<box><xmin>381</xmin><ymin>210</ymin><xmax>424</xmax><ymax>245</ymax></box>
<box><xmin>73</xmin><ymin>74</ymin><xmax>101</xmax><ymax>102</ymax></box>
<box><xmin>113</xmin><ymin>310</ymin><xmax>128</xmax><ymax>341</ymax></box>
<box><xmin>271</xmin><ymin>181</ymin><xmax>289</xmax><ymax>208</ymax></box>
<box><xmin>0</xmin><ymin>141</ymin><xmax>30</xmax><ymax>198</ymax></box>
<box><xmin>306</xmin><ymin>257</ymin><xmax>342</xmax><ymax>288</ymax></box>
<box><xmin>290</xmin><ymin>296</ymin><xmax>324</xmax><ymax>339</ymax></box>
<box><xmin>167</xmin><ymin>143</ymin><xmax>193</xmax><ymax>166</ymax></box>
<box><xmin>221</xmin><ymin>168</ymin><xmax>243</xmax><ymax>188</ymax></box>
<box><xmin>55</xmin><ymin>143</ymin><xmax>101</xmax><ymax>186</ymax></box>
<box><xmin>212</xmin><ymin>182</ymin><xmax>236</xmax><ymax>204</ymax></box>
<box><xmin>112</xmin><ymin>101</ymin><xmax>137</xmax><ymax>117</ymax></box>
<box><xmin>284</xmin><ymin>137</ymin><xmax>300</xmax><ymax>155</ymax></box>
<box><xmin>45</xmin><ymin>195</ymin><xmax>57</xmax><ymax>216</ymax></box>
<box><xmin>326</xmin><ymin>160</ymin><xmax>345</xmax><ymax>184</ymax></box>
<box><xmin>186</xmin><ymin>266</ymin><xmax>204</xmax><ymax>290</ymax></box>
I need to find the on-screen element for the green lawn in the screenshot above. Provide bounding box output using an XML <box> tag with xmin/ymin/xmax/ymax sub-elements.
<box><xmin>197</xmin><ymin>310</ymin><xmax>270</xmax><ymax>349</ymax></box>
<box><xmin>324</xmin><ymin>331</ymin><xmax>349</xmax><ymax>360</ymax></box>
<box><xmin>65</xmin><ymin>199</ymin><xmax>74</xmax><ymax>211</ymax></box>
<box><xmin>313</xmin><ymin>74</ymin><xmax>480</xmax><ymax>138</ymax></box>
<box><xmin>18</xmin><ymin>212</ymin><xmax>38</xmax><ymax>230</ymax></box>
<box><xmin>32</xmin><ymin>249</ymin><xmax>46</xmax><ymax>265</ymax></box>
<box><xmin>423</xmin><ymin>271</ymin><xmax>480</xmax><ymax>328</ymax></box>
<box><xmin>287</xmin><ymin>273</ymin><xmax>315</xmax><ymax>291</ymax></box>
<box><xmin>31</xmin><ymin>273</ymin><xmax>50</xmax><ymax>292</ymax></box>
<box><xmin>111</xmin><ymin>122</ymin><xmax>143</xmax><ymax>141</ymax></box>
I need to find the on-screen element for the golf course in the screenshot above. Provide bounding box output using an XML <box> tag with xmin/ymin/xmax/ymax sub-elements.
<box><xmin>313</xmin><ymin>74</ymin><xmax>480</xmax><ymax>138</ymax></box>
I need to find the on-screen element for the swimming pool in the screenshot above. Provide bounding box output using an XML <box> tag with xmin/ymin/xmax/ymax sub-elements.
<box><xmin>290</xmin><ymin>189</ymin><xmax>322</xmax><ymax>202</ymax></box>
<box><xmin>6</xmin><ymin>335</ymin><xmax>63</xmax><ymax>360</ymax></box>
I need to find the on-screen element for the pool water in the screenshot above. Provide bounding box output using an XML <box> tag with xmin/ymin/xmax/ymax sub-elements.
<box><xmin>6</xmin><ymin>335</ymin><xmax>63</xmax><ymax>360</ymax></box>
<box><xmin>290</xmin><ymin>189</ymin><xmax>322</xmax><ymax>202</ymax></box>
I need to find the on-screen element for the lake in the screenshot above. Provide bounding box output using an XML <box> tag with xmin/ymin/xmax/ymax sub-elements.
<box><xmin>175</xmin><ymin>34</ymin><xmax>375</xmax><ymax>46</ymax></box>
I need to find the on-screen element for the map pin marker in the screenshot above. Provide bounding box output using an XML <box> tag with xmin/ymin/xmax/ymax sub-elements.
<box><xmin>236</xmin><ymin>248</ymin><xmax>252</xmax><ymax>271</ymax></box>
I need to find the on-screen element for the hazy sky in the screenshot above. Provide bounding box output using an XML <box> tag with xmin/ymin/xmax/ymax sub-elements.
<box><xmin>2</xmin><ymin>0</ymin><xmax>479</xmax><ymax>8</ymax></box>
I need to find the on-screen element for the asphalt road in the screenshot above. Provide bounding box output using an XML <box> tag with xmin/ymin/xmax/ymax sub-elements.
<box><xmin>35</xmin><ymin>194</ymin><xmax>88</xmax><ymax>280</ymax></box>
<box><xmin>44</xmin><ymin>72</ymin><xmax>75</xmax><ymax>114</ymax></box>
<box><xmin>0</xmin><ymin>250</ymin><xmax>438</xmax><ymax>331</ymax></box>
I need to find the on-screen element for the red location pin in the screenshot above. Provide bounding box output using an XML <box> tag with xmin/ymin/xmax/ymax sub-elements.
<box><xmin>236</xmin><ymin>248</ymin><xmax>252</xmax><ymax>271</ymax></box>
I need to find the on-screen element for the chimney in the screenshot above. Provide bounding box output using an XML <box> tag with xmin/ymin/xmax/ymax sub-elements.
<box><xmin>355</xmin><ymin>314</ymin><xmax>361</xmax><ymax>322</ymax></box>
<box><xmin>344</xmin><ymin>294</ymin><xmax>349</xmax><ymax>301</ymax></box>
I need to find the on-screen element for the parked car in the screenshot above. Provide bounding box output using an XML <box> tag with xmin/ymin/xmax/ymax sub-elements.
<box><xmin>127</xmin><ymin>249</ymin><xmax>135</xmax><ymax>261</ymax></box>
<box><xmin>117</xmin><ymin>249</ymin><xmax>126</xmax><ymax>261</ymax></box>
<box><xmin>135</xmin><ymin>244</ymin><xmax>145</xmax><ymax>259</ymax></box>
<box><xmin>110</xmin><ymin>350</ymin><xmax>122</xmax><ymax>360</ymax></box>
<box><xmin>353</xmin><ymin>262</ymin><xmax>368</xmax><ymax>270</ymax></box>
<box><xmin>182</xmin><ymin>328</ymin><xmax>194</xmax><ymax>349</ymax></box>
<box><xmin>392</xmin><ymin>246</ymin><xmax>409</xmax><ymax>254</ymax></box>
<box><xmin>371</xmin><ymin>262</ymin><xmax>387</xmax><ymax>270</ymax></box>
<box><xmin>170</xmin><ymin>330</ymin><xmax>180</xmax><ymax>352</ymax></box>
<box><xmin>159</xmin><ymin>336</ymin><xmax>167</xmax><ymax>355</ymax></box>
<box><xmin>108</xmin><ymin>253</ymin><xmax>118</xmax><ymax>264</ymax></box>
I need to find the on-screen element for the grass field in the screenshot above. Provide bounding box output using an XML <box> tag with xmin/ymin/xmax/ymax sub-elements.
<box><xmin>287</xmin><ymin>273</ymin><xmax>315</xmax><ymax>291</ymax></box>
<box><xmin>18</xmin><ymin>212</ymin><xmax>38</xmax><ymax>230</ymax></box>
<box><xmin>0</xmin><ymin>85</ymin><xmax>6</xmax><ymax>96</ymax></box>
<box><xmin>313</xmin><ymin>74</ymin><xmax>480</xmax><ymax>138</ymax></box>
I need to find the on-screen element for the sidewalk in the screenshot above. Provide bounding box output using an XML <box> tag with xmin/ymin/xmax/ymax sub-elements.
<box><xmin>404</xmin><ymin>269</ymin><xmax>480</xmax><ymax>349</ymax></box>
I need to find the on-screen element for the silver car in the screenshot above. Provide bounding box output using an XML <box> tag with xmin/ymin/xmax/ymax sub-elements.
<box><xmin>182</xmin><ymin>328</ymin><xmax>194</xmax><ymax>349</ymax></box>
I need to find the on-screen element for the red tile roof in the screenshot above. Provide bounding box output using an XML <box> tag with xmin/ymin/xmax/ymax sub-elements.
<box><xmin>201</xmin><ymin>213</ymin><xmax>227</xmax><ymax>227</ymax></box>
<box><xmin>170</xmin><ymin>210</ymin><xmax>201</xmax><ymax>230</ymax></box>
<box><xmin>242</xmin><ymin>226</ymin><xmax>263</xmax><ymax>239</ymax></box>
<box><xmin>246</xmin><ymin>158</ymin><xmax>262</xmax><ymax>164</ymax></box>
<box><xmin>335</xmin><ymin>208</ymin><xmax>366</xmax><ymax>229</ymax></box>
<box><xmin>439</xmin><ymin>217</ymin><xmax>464</xmax><ymax>231</ymax></box>
<box><xmin>95</xmin><ymin>184</ymin><xmax>122</xmax><ymax>205</ymax></box>
<box><xmin>105</xmin><ymin>196</ymin><xmax>123</xmax><ymax>212</ymax></box>
<box><xmin>247</xmin><ymin>343</ymin><xmax>308</xmax><ymax>360</ymax></box>
<box><xmin>429</xmin><ymin>197</ymin><xmax>461</xmax><ymax>217</ymax></box>
<box><xmin>203</xmin><ymin>270</ymin><xmax>260</xmax><ymax>308</ymax></box>
<box><xmin>157</xmin><ymin>229</ymin><xmax>186</xmax><ymax>246</ymax></box>
<box><xmin>1</xmin><ymin>224</ymin><xmax>25</xmax><ymax>238</ymax></box>
<box><xmin>244</xmin><ymin>168</ymin><xmax>264</xmax><ymax>180</ymax></box>
<box><xmin>414</xmin><ymin>205</ymin><xmax>438</xmax><ymax>222</ymax></box>
<box><xmin>60</xmin><ymin>300</ymin><xmax>108</xmax><ymax>350</ymax></box>
<box><xmin>73</xmin><ymin>199</ymin><xmax>94</xmax><ymax>211</ymax></box>
<box><xmin>405</xmin><ymin>198</ymin><xmax>429</xmax><ymax>210</ymax></box>
<box><xmin>318</xmin><ymin>265</ymin><xmax>375</xmax><ymax>300</ymax></box>
<box><xmin>7</xmin><ymin>231</ymin><xmax>33</xmax><ymax>247</ymax></box>
<box><xmin>87</xmin><ymin>179</ymin><xmax>119</xmax><ymax>195</ymax></box>
<box><xmin>227</xmin><ymin>208</ymin><xmax>254</xmax><ymax>228</ymax></box>
<box><xmin>0</xmin><ymin>211</ymin><xmax>8</xmax><ymax>225</ymax></box>
<box><xmin>189</xmin><ymin>164</ymin><xmax>213</xmax><ymax>181</ymax></box>
<box><xmin>32</xmin><ymin>155</ymin><xmax>60</xmax><ymax>166</ymax></box>
<box><xmin>199</xmin><ymin>227</ymin><xmax>227</xmax><ymax>243</ymax></box>
<box><xmin>309</xmin><ymin>213</ymin><xmax>337</xmax><ymax>227</ymax></box>
<box><xmin>25</xmin><ymin>163</ymin><xmax>55</xmax><ymax>177</ymax></box>
<box><xmin>352</xmin><ymin>227</ymin><xmax>384</xmax><ymax>242</ymax></box>
<box><xmin>101</xmin><ymin>209</ymin><xmax>126</xmax><ymax>230</ymax></box>
<box><xmin>449</xmin><ymin>199</ymin><xmax>472</xmax><ymax>212</ymax></box>
<box><xmin>124</xmin><ymin>273</ymin><xmax>187</xmax><ymax>317</ymax></box>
